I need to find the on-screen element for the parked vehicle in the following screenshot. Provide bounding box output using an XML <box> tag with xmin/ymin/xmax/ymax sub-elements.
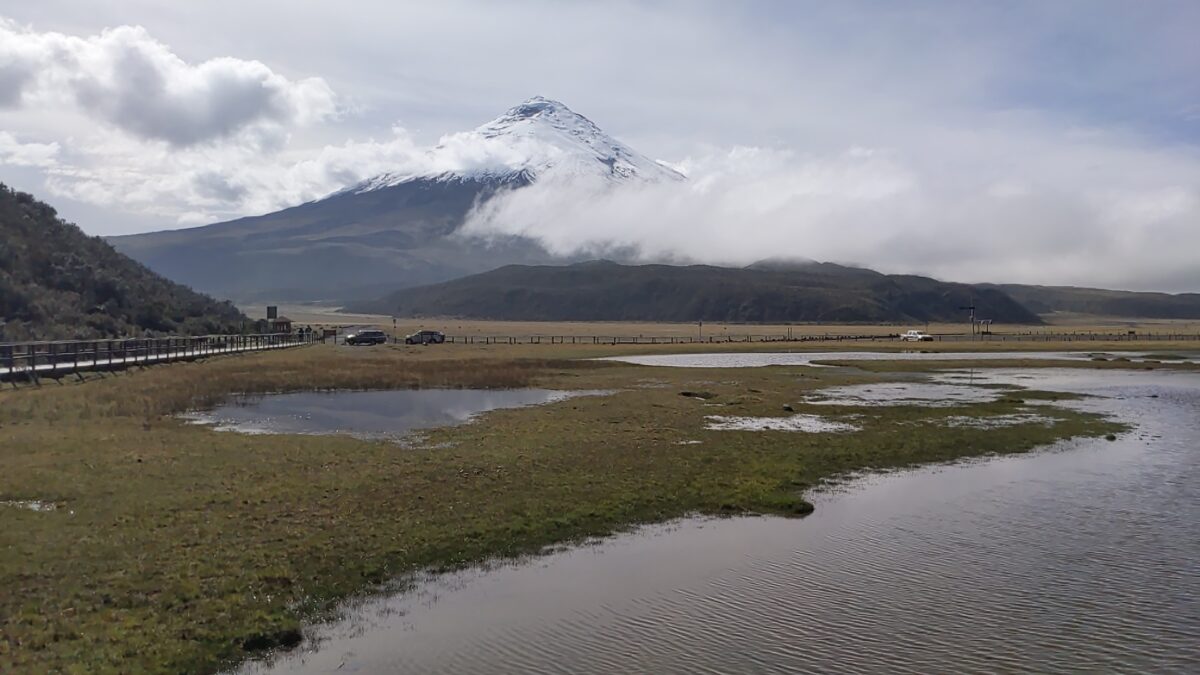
<box><xmin>346</xmin><ymin>329</ymin><xmax>388</xmax><ymax>346</ymax></box>
<box><xmin>900</xmin><ymin>329</ymin><xmax>934</xmax><ymax>342</ymax></box>
<box><xmin>405</xmin><ymin>330</ymin><xmax>446</xmax><ymax>345</ymax></box>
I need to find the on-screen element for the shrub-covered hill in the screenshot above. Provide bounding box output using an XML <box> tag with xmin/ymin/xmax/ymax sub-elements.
<box><xmin>0</xmin><ymin>185</ymin><xmax>245</xmax><ymax>341</ymax></box>
<box><xmin>980</xmin><ymin>283</ymin><xmax>1200</xmax><ymax>320</ymax></box>
<box><xmin>353</xmin><ymin>259</ymin><xmax>1042</xmax><ymax>324</ymax></box>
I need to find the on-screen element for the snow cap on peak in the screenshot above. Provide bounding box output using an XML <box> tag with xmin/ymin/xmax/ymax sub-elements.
<box><xmin>478</xmin><ymin>96</ymin><xmax>605</xmax><ymax>140</ymax></box>
<box><xmin>473</xmin><ymin>95</ymin><xmax>685</xmax><ymax>183</ymax></box>
<box><xmin>505</xmin><ymin>96</ymin><xmax>571</xmax><ymax>118</ymax></box>
<box><xmin>339</xmin><ymin>96</ymin><xmax>684</xmax><ymax>196</ymax></box>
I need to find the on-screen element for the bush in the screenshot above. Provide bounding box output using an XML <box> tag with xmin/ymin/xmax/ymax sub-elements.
<box><xmin>0</xmin><ymin>184</ymin><xmax>246</xmax><ymax>341</ymax></box>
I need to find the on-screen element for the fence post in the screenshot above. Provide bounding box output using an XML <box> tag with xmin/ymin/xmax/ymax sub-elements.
<box><xmin>29</xmin><ymin>345</ymin><xmax>40</xmax><ymax>385</ymax></box>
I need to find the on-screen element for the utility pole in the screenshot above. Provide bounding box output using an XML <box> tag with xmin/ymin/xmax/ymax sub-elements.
<box><xmin>698</xmin><ymin>320</ymin><xmax>703</xmax><ymax>341</ymax></box>
<box><xmin>959</xmin><ymin>300</ymin><xmax>977</xmax><ymax>337</ymax></box>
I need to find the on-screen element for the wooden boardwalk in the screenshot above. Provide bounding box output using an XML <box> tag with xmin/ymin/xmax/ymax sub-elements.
<box><xmin>1</xmin><ymin>333</ymin><xmax>313</xmax><ymax>383</ymax></box>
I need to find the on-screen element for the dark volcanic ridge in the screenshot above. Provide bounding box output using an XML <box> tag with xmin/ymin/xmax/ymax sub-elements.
<box><xmin>981</xmin><ymin>283</ymin><xmax>1200</xmax><ymax>320</ymax></box>
<box><xmin>351</xmin><ymin>260</ymin><xmax>1042</xmax><ymax>324</ymax></box>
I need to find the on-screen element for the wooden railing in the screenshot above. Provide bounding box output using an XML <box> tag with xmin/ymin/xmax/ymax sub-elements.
<box><xmin>0</xmin><ymin>333</ymin><xmax>314</xmax><ymax>382</ymax></box>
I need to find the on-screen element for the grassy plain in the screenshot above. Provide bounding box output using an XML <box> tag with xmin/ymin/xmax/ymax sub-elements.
<box><xmin>238</xmin><ymin>303</ymin><xmax>1200</xmax><ymax>338</ymax></box>
<box><xmin>3</xmin><ymin>340</ymin><xmax>1194</xmax><ymax>672</ymax></box>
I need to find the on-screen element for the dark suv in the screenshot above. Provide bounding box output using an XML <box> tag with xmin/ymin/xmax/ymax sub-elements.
<box><xmin>405</xmin><ymin>330</ymin><xmax>446</xmax><ymax>345</ymax></box>
<box><xmin>346</xmin><ymin>329</ymin><xmax>388</xmax><ymax>346</ymax></box>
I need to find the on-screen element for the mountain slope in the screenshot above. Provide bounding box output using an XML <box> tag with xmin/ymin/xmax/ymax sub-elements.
<box><xmin>983</xmin><ymin>284</ymin><xmax>1200</xmax><ymax>320</ymax></box>
<box><xmin>0</xmin><ymin>184</ymin><xmax>245</xmax><ymax>341</ymax></box>
<box><xmin>112</xmin><ymin>173</ymin><xmax>555</xmax><ymax>302</ymax></box>
<box><xmin>351</xmin><ymin>260</ymin><xmax>1041</xmax><ymax>324</ymax></box>
<box><xmin>110</xmin><ymin>97</ymin><xmax>675</xmax><ymax>302</ymax></box>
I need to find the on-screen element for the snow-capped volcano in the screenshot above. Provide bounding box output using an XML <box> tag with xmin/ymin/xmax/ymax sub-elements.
<box><xmin>349</xmin><ymin>96</ymin><xmax>684</xmax><ymax>193</ymax></box>
<box><xmin>112</xmin><ymin>97</ymin><xmax>683</xmax><ymax>302</ymax></box>
<box><xmin>475</xmin><ymin>96</ymin><xmax>685</xmax><ymax>182</ymax></box>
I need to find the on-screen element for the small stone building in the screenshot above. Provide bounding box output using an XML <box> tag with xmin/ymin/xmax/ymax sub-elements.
<box><xmin>268</xmin><ymin>316</ymin><xmax>293</xmax><ymax>333</ymax></box>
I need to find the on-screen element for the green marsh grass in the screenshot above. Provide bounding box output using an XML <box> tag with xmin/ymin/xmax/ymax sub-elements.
<box><xmin>0</xmin><ymin>344</ymin><xmax>1134</xmax><ymax>672</ymax></box>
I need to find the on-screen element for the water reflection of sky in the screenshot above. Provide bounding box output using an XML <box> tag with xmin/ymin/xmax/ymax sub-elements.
<box><xmin>601</xmin><ymin>351</ymin><xmax>1104</xmax><ymax>368</ymax></box>
<box><xmin>237</xmin><ymin>369</ymin><xmax>1200</xmax><ymax>675</ymax></box>
<box><xmin>182</xmin><ymin>389</ymin><xmax>607</xmax><ymax>440</ymax></box>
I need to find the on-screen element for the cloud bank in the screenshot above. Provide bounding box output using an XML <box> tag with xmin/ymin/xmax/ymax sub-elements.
<box><xmin>463</xmin><ymin>124</ymin><xmax>1200</xmax><ymax>292</ymax></box>
<box><xmin>33</xmin><ymin>124</ymin><xmax>563</xmax><ymax>226</ymax></box>
<box><xmin>0</xmin><ymin>19</ymin><xmax>336</xmax><ymax>146</ymax></box>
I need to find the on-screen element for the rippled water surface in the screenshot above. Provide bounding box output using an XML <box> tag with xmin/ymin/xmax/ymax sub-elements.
<box><xmin>184</xmin><ymin>389</ymin><xmax>603</xmax><ymax>440</ymax></box>
<box><xmin>239</xmin><ymin>369</ymin><xmax>1200</xmax><ymax>674</ymax></box>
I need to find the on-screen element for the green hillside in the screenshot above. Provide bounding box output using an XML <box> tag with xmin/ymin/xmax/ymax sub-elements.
<box><xmin>0</xmin><ymin>185</ymin><xmax>246</xmax><ymax>341</ymax></box>
<box><xmin>353</xmin><ymin>260</ymin><xmax>1042</xmax><ymax>324</ymax></box>
<box><xmin>985</xmin><ymin>283</ymin><xmax>1200</xmax><ymax>320</ymax></box>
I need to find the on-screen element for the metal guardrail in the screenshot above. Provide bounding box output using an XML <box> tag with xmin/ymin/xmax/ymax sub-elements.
<box><xmin>0</xmin><ymin>333</ymin><xmax>314</xmax><ymax>382</ymax></box>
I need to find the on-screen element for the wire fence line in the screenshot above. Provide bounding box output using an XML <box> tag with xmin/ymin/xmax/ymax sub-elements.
<box><xmin>431</xmin><ymin>332</ymin><xmax>1200</xmax><ymax>345</ymax></box>
<box><xmin>5</xmin><ymin>329</ymin><xmax>1195</xmax><ymax>382</ymax></box>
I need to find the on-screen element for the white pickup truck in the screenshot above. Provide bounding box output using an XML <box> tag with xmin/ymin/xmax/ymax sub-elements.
<box><xmin>900</xmin><ymin>329</ymin><xmax>934</xmax><ymax>342</ymax></box>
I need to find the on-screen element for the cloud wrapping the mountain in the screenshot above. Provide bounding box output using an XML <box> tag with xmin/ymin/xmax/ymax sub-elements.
<box><xmin>0</xmin><ymin>19</ymin><xmax>336</xmax><ymax>146</ymax></box>
<box><xmin>461</xmin><ymin>127</ymin><xmax>1200</xmax><ymax>292</ymax></box>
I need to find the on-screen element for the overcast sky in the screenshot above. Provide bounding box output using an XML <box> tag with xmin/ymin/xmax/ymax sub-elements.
<box><xmin>1</xmin><ymin>1</ymin><xmax>1198</xmax><ymax>291</ymax></box>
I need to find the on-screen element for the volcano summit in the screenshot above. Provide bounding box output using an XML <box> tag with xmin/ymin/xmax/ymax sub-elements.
<box><xmin>110</xmin><ymin>97</ymin><xmax>673</xmax><ymax>302</ymax></box>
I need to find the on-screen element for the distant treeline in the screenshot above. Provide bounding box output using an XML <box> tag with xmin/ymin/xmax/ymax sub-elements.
<box><xmin>0</xmin><ymin>185</ymin><xmax>246</xmax><ymax>341</ymax></box>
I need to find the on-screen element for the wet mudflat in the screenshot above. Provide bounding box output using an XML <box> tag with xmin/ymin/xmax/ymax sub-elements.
<box><xmin>802</xmin><ymin>380</ymin><xmax>1007</xmax><ymax>406</ymax></box>
<box><xmin>238</xmin><ymin>368</ymin><xmax>1200</xmax><ymax>674</ymax></box>
<box><xmin>704</xmin><ymin>413</ymin><xmax>860</xmax><ymax>432</ymax></box>
<box><xmin>183</xmin><ymin>389</ymin><xmax>606</xmax><ymax>441</ymax></box>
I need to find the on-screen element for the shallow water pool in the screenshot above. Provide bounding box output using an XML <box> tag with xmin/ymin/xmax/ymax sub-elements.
<box><xmin>601</xmin><ymin>350</ymin><xmax>1102</xmax><ymax>368</ymax></box>
<box><xmin>183</xmin><ymin>389</ymin><xmax>608</xmax><ymax>441</ymax></box>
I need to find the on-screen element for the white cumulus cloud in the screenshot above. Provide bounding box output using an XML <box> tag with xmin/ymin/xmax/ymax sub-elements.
<box><xmin>0</xmin><ymin>131</ymin><xmax>59</xmax><ymax>167</ymax></box>
<box><xmin>0</xmin><ymin>18</ymin><xmax>336</xmax><ymax>146</ymax></box>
